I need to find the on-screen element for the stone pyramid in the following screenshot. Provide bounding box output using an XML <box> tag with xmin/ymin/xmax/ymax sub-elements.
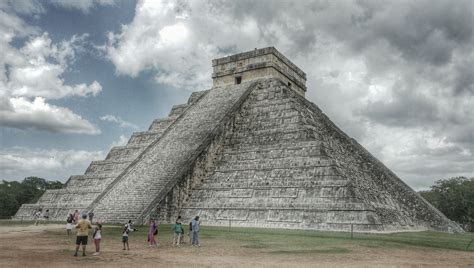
<box><xmin>15</xmin><ymin>47</ymin><xmax>462</xmax><ymax>232</ymax></box>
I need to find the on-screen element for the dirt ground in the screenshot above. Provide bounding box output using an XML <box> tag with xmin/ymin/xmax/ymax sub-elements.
<box><xmin>0</xmin><ymin>224</ymin><xmax>472</xmax><ymax>268</ymax></box>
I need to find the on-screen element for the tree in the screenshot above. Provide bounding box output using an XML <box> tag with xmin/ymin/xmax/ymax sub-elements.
<box><xmin>0</xmin><ymin>177</ymin><xmax>64</xmax><ymax>219</ymax></box>
<box><xmin>420</xmin><ymin>177</ymin><xmax>474</xmax><ymax>232</ymax></box>
<box><xmin>0</xmin><ymin>191</ymin><xmax>19</xmax><ymax>218</ymax></box>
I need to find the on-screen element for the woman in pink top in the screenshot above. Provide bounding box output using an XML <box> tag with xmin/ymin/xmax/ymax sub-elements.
<box><xmin>147</xmin><ymin>219</ymin><xmax>158</xmax><ymax>248</ymax></box>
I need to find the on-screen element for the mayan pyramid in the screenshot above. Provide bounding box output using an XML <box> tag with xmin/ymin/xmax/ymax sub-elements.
<box><xmin>15</xmin><ymin>47</ymin><xmax>462</xmax><ymax>232</ymax></box>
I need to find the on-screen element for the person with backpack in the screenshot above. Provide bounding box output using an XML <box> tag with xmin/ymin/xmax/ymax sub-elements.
<box><xmin>147</xmin><ymin>218</ymin><xmax>158</xmax><ymax>248</ymax></box>
<box><xmin>172</xmin><ymin>216</ymin><xmax>183</xmax><ymax>247</ymax></box>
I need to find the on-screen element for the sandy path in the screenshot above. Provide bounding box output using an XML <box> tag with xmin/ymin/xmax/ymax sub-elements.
<box><xmin>0</xmin><ymin>225</ymin><xmax>472</xmax><ymax>267</ymax></box>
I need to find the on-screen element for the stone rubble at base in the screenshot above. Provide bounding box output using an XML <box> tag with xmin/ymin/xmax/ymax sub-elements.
<box><xmin>14</xmin><ymin>47</ymin><xmax>463</xmax><ymax>233</ymax></box>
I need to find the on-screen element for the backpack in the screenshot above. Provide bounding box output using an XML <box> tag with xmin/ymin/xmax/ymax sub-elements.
<box><xmin>189</xmin><ymin>221</ymin><xmax>193</xmax><ymax>231</ymax></box>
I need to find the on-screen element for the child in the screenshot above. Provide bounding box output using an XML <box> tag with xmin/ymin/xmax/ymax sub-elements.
<box><xmin>122</xmin><ymin>224</ymin><xmax>130</xmax><ymax>250</ymax></box>
<box><xmin>93</xmin><ymin>223</ymin><xmax>102</xmax><ymax>255</ymax></box>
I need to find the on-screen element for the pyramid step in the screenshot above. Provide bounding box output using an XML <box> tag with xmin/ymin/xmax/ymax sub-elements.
<box><xmin>148</xmin><ymin>116</ymin><xmax>178</xmax><ymax>131</ymax></box>
<box><xmin>106</xmin><ymin>144</ymin><xmax>147</xmax><ymax>160</ymax></box>
<box><xmin>85</xmin><ymin>159</ymin><xmax>134</xmax><ymax>175</ymax></box>
<box><xmin>187</xmin><ymin>90</ymin><xmax>209</xmax><ymax>104</ymax></box>
<box><xmin>127</xmin><ymin>131</ymin><xmax>163</xmax><ymax>146</ymax></box>
<box><xmin>198</xmin><ymin>179</ymin><xmax>350</xmax><ymax>189</ymax></box>
<box><xmin>215</xmin><ymin>158</ymin><xmax>337</xmax><ymax>172</ymax></box>
<box><xmin>222</xmin><ymin>140</ymin><xmax>323</xmax><ymax>154</ymax></box>
<box><xmin>168</xmin><ymin>104</ymin><xmax>188</xmax><ymax>117</ymax></box>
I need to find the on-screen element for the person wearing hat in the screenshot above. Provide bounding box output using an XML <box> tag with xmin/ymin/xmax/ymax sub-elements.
<box><xmin>74</xmin><ymin>213</ymin><xmax>92</xmax><ymax>257</ymax></box>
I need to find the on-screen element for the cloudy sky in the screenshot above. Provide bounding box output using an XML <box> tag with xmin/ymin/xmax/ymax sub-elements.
<box><xmin>0</xmin><ymin>0</ymin><xmax>473</xmax><ymax>190</ymax></box>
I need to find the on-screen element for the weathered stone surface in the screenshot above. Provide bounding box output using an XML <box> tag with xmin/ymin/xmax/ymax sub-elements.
<box><xmin>89</xmin><ymin>81</ymin><xmax>256</xmax><ymax>223</ymax></box>
<box><xmin>14</xmin><ymin>47</ymin><xmax>462</xmax><ymax>233</ymax></box>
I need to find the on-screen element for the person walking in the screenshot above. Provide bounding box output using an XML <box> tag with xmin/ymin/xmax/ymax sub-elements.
<box><xmin>172</xmin><ymin>216</ymin><xmax>183</xmax><ymax>247</ymax></box>
<box><xmin>74</xmin><ymin>214</ymin><xmax>92</xmax><ymax>257</ymax></box>
<box><xmin>92</xmin><ymin>223</ymin><xmax>102</xmax><ymax>256</ymax></box>
<box><xmin>191</xmin><ymin>216</ymin><xmax>200</xmax><ymax>247</ymax></box>
<box><xmin>147</xmin><ymin>219</ymin><xmax>158</xmax><ymax>248</ymax></box>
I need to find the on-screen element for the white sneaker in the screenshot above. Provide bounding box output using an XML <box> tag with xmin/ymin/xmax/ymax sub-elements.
<box><xmin>93</xmin><ymin>252</ymin><xmax>100</xmax><ymax>256</ymax></box>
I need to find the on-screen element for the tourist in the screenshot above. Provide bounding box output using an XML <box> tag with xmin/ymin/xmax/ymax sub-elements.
<box><xmin>32</xmin><ymin>209</ymin><xmax>38</xmax><ymax>220</ymax></box>
<box><xmin>172</xmin><ymin>216</ymin><xmax>183</xmax><ymax>247</ymax></box>
<box><xmin>34</xmin><ymin>209</ymin><xmax>42</xmax><ymax>225</ymax></box>
<box><xmin>73</xmin><ymin>210</ymin><xmax>80</xmax><ymax>224</ymax></box>
<box><xmin>74</xmin><ymin>214</ymin><xmax>92</xmax><ymax>257</ymax></box>
<box><xmin>147</xmin><ymin>219</ymin><xmax>158</xmax><ymax>248</ymax></box>
<box><xmin>88</xmin><ymin>211</ymin><xmax>94</xmax><ymax>224</ymax></box>
<box><xmin>122</xmin><ymin>224</ymin><xmax>130</xmax><ymax>250</ymax></box>
<box><xmin>43</xmin><ymin>209</ymin><xmax>49</xmax><ymax>221</ymax></box>
<box><xmin>92</xmin><ymin>223</ymin><xmax>102</xmax><ymax>255</ymax></box>
<box><xmin>191</xmin><ymin>216</ymin><xmax>200</xmax><ymax>247</ymax></box>
<box><xmin>127</xmin><ymin>219</ymin><xmax>137</xmax><ymax>232</ymax></box>
<box><xmin>66</xmin><ymin>213</ymin><xmax>74</xmax><ymax>240</ymax></box>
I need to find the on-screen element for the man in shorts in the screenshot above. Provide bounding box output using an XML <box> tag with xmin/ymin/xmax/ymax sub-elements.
<box><xmin>74</xmin><ymin>213</ymin><xmax>92</xmax><ymax>257</ymax></box>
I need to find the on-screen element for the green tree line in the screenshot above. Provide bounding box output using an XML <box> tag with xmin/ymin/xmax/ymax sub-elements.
<box><xmin>419</xmin><ymin>176</ymin><xmax>474</xmax><ymax>232</ymax></box>
<box><xmin>0</xmin><ymin>177</ymin><xmax>63</xmax><ymax>219</ymax></box>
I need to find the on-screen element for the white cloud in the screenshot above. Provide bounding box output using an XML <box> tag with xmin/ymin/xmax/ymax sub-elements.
<box><xmin>0</xmin><ymin>4</ymin><xmax>102</xmax><ymax>134</ymax></box>
<box><xmin>0</xmin><ymin>147</ymin><xmax>105</xmax><ymax>181</ymax></box>
<box><xmin>7</xmin><ymin>33</ymin><xmax>102</xmax><ymax>99</ymax></box>
<box><xmin>100</xmin><ymin>114</ymin><xmax>138</xmax><ymax>129</ymax></box>
<box><xmin>50</xmin><ymin>0</ymin><xmax>115</xmax><ymax>13</ymax></box>
<box><xmin>0</xmin><ymin>97</ymin><xmax>100</xmax><ymax>134</ymax></box>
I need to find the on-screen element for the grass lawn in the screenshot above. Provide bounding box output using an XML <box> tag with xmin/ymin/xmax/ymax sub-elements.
<box><xmin>89</xmin><ymin>223</ymin><xmax>474</xmax><ymax>253</ymax></box>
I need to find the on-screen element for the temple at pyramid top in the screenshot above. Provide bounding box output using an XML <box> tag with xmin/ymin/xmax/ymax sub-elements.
<box><xmin>212</xmin><ymin>47</ymin><xmax>307</xmax><ymax>96</ymax></box>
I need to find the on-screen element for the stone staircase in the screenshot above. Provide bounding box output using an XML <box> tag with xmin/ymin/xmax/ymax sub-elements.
<box><xmin>13</xmin><ymin>90</ymin><xmax>209</xmax><ymax>220</ymax></box>
<box><xmin>88</xmin><ymin>81</ymin><xmax>258</xmax><ymax>223</ymax></box>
